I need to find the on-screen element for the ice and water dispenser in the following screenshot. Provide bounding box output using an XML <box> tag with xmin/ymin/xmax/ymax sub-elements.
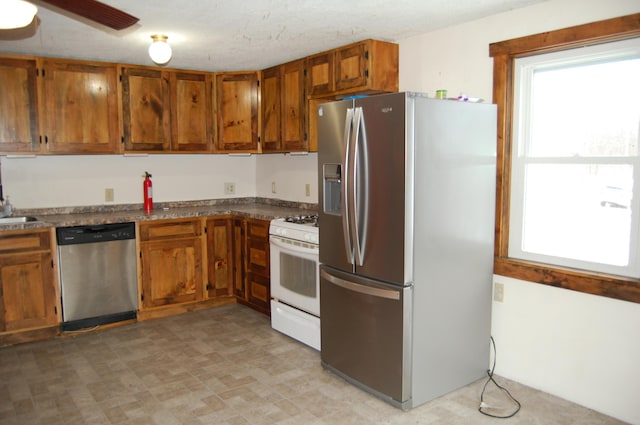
<box><xmin>323</xmin><ymin>164</ymin><xmax>342</xmax><ymax>215</ymax></box>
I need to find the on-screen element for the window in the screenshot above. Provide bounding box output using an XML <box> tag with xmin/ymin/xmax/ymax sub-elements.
<box><xmin>490</xmin><ymin>13</ymin><xmax>640</xmax><ymax>303</ymax></box>
<box><xmin>510</xmin><ymin>39</ymin><xmax>640</xmax><ymax>278</ymax></box>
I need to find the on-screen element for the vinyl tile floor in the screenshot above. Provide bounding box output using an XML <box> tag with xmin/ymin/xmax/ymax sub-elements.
<box><xmin>0</xmin><ymin>303</ymin><xmax>629</xmax><ymax>425</ymax></box>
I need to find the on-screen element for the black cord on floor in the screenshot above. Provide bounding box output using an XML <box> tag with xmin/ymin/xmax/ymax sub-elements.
<box><xmin>478</xmin><ymin>336</ymin><xmax>521</xmax><ymax>419</ymax></box>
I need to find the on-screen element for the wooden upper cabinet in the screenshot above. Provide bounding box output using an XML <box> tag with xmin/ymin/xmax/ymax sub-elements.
<box><xmin>42</xmin><ymin>59</ymin><xmax>120</xmax><ymax>154</ymax></box>
<box><xmin>215</xmin><ymin>72</ymin><xmax>260</xmax><ymax>152</ymax></box>
<box><xmin>261</xmin><ymin>59</ymin><xmax>306</xmax><ymax>152</ymax></box>
<box><xmin>281</xmin><ymin>60</ymin><xmax>306</xmax><ymax>151</ymax></box>
<box><xmin>306</xmin><ymin>39</ymin><xmax>398</xmax><ymax>99</ymax></box>
<box><xmin>121</xmin><ymin>66</ymin><xmax>172</xmax><ymax>152</ymax></box>
<box><xmin>261</xmin><ymin>66</ymin><xmax>281</xmax><ymax>151</ymax></box>
<box><xmin>0</xmin><ymin>57</ymin><xmax>41</xmax><ymax>153</ymax></box>
<box><xmin>306</xmin><ymin>52</ymin><xmax>334</xmax><ymax>98</ymax></box>
<box><xmin>170</xmin><ymin>71</ymin><xmax>213</xmax><ymax>152</ymax></box>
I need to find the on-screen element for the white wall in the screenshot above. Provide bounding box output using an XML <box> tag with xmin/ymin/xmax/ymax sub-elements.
<box><xmin>2</xmin><ymin>154</ymin><xmax>257</xmax><ymax>208</ymax></box>
<box><xmin>1</xmin><ymin>153</ymin><xmax>318</xmax><ymax>210</ymax></box>
<box><xmin>255</xmin><ymin>153</ymin><xmax>318</xmax><ymax>203</ymax></box>
<box><xmin>399</xmin><ymin>1</ymin><xmax>640</xmax><ymax>423</ymax></box>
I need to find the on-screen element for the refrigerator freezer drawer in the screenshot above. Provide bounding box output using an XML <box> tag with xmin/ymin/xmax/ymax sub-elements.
<box><xmin>320</xmin><ymin>265</ymin><xmax>411</xmax><ymax>406</ymax></box>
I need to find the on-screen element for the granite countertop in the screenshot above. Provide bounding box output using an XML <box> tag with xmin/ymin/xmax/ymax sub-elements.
<box><xmin>0</xmin><ymin>198</ymin><xmax>317</xmax><ymax>231</ymax></box>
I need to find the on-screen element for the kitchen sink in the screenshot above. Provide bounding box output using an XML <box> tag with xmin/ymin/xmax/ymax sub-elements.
<box><xmin>0</xmin><ymin>216</ymin><xmax>40</xmax><ymax>224</ymax></box>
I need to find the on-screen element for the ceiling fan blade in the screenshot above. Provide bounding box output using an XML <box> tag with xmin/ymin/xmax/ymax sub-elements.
<box><xmin>40</xmin><ymin>0</ymin><xmax>139</xmax><ymax>30</ymax></box>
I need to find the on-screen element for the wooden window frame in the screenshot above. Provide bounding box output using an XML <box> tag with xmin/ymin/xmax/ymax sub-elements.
<box><xmin>490</xmin><ymin>13</ymin><xmax>640</xmax><ymax>304</ymax></box>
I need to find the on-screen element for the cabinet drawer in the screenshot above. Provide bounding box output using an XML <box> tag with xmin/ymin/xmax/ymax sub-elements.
<box><xmin>247</xmin><ymin>219</ymin><xmax>269</xmax><ymax>238</ymax></box>
<box><xmin>139</xmin><ymin>219</ymin><xmax>202</xmax><ymax>241</ymax></box>
<box><xmin>247</xmin><ymin>272</ymin><xmax>270</xmax><ymax>310</ymax></box>
<box><xmin>0</xmin><ymin>230</ymin><xmax>51</xmax><ymax>254</ymax></box>
<box><xmin>247</xmin><ymin>238</ymin><xmax>269</xmax><ymax>275</ymax></box>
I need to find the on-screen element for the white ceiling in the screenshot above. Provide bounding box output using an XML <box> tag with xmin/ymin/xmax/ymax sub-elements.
<box><xmin>0</xmin><ymin>0</ymin><xmax>546</xmax><ymax>71</ymax></box>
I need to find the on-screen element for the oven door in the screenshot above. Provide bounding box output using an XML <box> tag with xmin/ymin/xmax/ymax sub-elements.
<box><xmin>269</xmin><ymin>235</ymin><xmax>320</xmax><ymax>316</ymax></box>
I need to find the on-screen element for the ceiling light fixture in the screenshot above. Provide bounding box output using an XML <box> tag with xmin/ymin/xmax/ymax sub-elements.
<box><xmin>148</xmin><ymin>34</ymin><xmax>172</xmax><ymax>65</ymax></box>
<box><xmin>0</xmin><ymin>0</ymin><xmax>38</xmax><ymax>29</ymax></box>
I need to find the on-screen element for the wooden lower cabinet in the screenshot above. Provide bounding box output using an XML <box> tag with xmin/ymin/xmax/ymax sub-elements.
<box><xmin>138</xmin><ymin>219</ymin><xmax>205</xmax><ymax>310</ymax></box>
<box><xmin>237</xmin><ymin>218</ymin><xmax>271</xmax><ymax>315</ymax></box>
<box><xmin>206</xmin><ymin>217</ymin><xmax>234</xmax><ymax>297</ymax></box>
<box><xmin>0</xmin><ymin>228</ymin><xmax>60</xmax><ymax>345</ymax></box>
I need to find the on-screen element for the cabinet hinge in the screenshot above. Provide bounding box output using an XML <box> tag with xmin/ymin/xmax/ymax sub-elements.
<box><xmin>256</xmin><ymin>80</ymin><xmax>260</xmax><ymax>87</ymax></box>
<box><xmin>204</xmin><ymin>226</ymin><xmax>207</xmax><ymax>233</ymax></box>
<box><xmin>141</xmin><ymin>293</ymin><xmax>144</xmax><ymax>301</ymax></box>
<box><xmin>51</xmin><ymin>259</ymin><xmax>54</xmax><ymax>268</ymax></box>
<box><xmin>139</xmin><ymin>251</ymin><xmax>142</xmax><ymax>259</ymax></box>
<box><xmin>365</xmin><ymin>69</ymin><xmax>369</xmax><ymax>78</ymax></box>
<box><xmin>304</xmin><ymin>132</ymin><xmax>307</xmax><ymax>141</ymax></box>
<box><xmin>54</xmin><ymin>306</ymin><xmax>57</xmax><ymax>315</ymax></box>
<box><xmin>365</xmin><ymin>50</ymin><xmax>369</xmax><ymax>60</ymax></box>
<box><xmin>206</xmin><ymin>283</ymin><xmax>211</xmax><ymax>290</ymax></box>
<box><xmin>121</xmin><ymin>136</ymin><xmax>125</xmax><ymax>144</ymax></box>
<box><xmin>304</xmin><ymin>68</ymin><xmax>307</xmax><ymax>76</ymax></box>
<box><xmin>258</xmin><ymin>136</ymin><xmax>261</xmax><ymax>145</ymax></box>
<box><xmin>119</xmin><ymin>74</ymin><xmax>122</xmax><ymax>82</ymax></box>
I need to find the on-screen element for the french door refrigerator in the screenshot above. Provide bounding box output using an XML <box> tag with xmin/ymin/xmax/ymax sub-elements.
<box><xmin>317</xmin><ymin>92</ymin><xmax>497</xmax><ymax>409</ymax></box>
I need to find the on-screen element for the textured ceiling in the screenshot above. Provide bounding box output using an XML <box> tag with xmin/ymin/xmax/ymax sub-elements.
<box><xmin>0</xmin><ymin>0</ymin><xmax>547</xmax><ymax>71</ymax></box>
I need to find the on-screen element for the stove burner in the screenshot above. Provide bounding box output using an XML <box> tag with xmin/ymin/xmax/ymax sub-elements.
<box><xmin>285</xmin><ymin>214</ymin><xmax>319</xmax><ymax>226</ymax></box>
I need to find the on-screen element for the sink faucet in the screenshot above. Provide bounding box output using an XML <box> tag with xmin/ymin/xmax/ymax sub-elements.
<box><xmin>0</xmin><ymin>197</ymin><xmax>12</xmax><ymax>218</ymax></box>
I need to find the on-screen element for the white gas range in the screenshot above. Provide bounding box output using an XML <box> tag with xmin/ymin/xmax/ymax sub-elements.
<box><xmin>269</xmin><ymin>214</ymin><xmax>320</xmax><ymax>350</ymax></box>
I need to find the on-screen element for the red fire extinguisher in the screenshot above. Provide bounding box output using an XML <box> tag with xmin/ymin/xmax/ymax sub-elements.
<box><xmin>143</xmin><ymin>172</ymin><xmax>153</xmax><ymax>212</ymax></box>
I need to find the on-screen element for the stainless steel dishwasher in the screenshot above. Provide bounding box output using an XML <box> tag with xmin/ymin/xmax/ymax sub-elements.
<box><xmin>56</xmin><ymin>222</ymin><xmax>138</xmax><ymax>331</ymax></box>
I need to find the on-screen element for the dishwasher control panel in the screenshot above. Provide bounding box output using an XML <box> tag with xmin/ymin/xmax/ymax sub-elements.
<box><xmin>56</xmin><ymin>222</ymin><xmax>136</xmax><ymax>245</ymax></box>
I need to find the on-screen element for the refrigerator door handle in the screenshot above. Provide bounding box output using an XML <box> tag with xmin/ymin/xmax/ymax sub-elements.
<box><xmin>342</xmin><ymin>107</ymin><xmax>355</xmax><ymax>264</ymax></box>
<box><xmin>321</xmin><ymin>269</ymin><xmax>400</xmax><ymax>300</ymax></box>
<box><xmin>352</xmin><ymin>106</ymin><xmax>369</xmax><ymax>266</ymax></box>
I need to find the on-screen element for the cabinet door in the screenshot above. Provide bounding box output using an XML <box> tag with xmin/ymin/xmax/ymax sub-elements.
<box><xmin>140</xmin><ymin>238</ymin><xmax>203</xmax><ymax>308</ymax></box>
<box><xmin>0</xmin><ymin>251</ymin><xmax>57</xmax><ymax>332</ymax></box>
<box><xmin>334</xmin><ymin>42</ymin><xmax>368</xmax><ymax>93</ymax></box>
<box><xmin>171</xmin><ymin>71</ymin><xmax>213</xmax><ymax>152</ymax></box>
<box><xmin>122</xmin><ymin>66</ymin><xmax>171</xmax><ymax>152</ymax></box>
<box><xmin>281</xmin><ymin>59</ymin><xmax>306</xmax><ymax>151</ymax></box>
<box><xmin>0</xmin><ymin>57</ymin><xmax>40</xmax><ymax>153</ymax></box>
<box><xmin>206</xmin><ymin>217</ymin><xmax>233</xmax><ymax>298</ymax></box>
<box><xmin>0</xmin><ymin>229</ymin><xmax>57</xmax><ymax>333</ymax></box>
<box><xmin>261</xmin><ymin>65</ymin><xmax>281</xmax><ymax>151</ymax></box>
<box><xmin>42</xmin><ymin>60</ymin><xmax>120</xmax><ymax>153</ymax></box>
<box><xmin>306</xmin><ymin>52</ymin><xmax>334</xmax><ymax>97</ymax></box>
<box><xmin>215</xmin><ymin>72</ymin><xmax>259</xmax><ymax>152</ymax></box>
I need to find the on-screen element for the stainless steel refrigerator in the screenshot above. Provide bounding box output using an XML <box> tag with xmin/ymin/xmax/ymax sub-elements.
<box><xmin>317</xmin><ymin>92</ymin><xmax>497</xmax><ymax>410</ymax></box>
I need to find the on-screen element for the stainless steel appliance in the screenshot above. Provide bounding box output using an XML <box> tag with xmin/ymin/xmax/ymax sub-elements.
<box><xmin>318</xmin><ymin>92</ymin><xmax>497</xmax><ymax>409</ymax></box>
<box><xmin>269</xmin><ymin>215</ymin><xmax>320</xmax><ymax>350</ymax></box>
<box><xmin>57</xmin><ymin>222</ymin><xmax>138</xmax><ymax>331</ymax></box>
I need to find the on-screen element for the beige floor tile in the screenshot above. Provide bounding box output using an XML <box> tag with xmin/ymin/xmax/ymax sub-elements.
<box><xmin>0</xmin><ymin>304</ymin><xmax>630</xmax><ymax>425</ymax></box>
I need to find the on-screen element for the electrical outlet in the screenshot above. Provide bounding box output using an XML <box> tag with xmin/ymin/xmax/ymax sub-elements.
<box><xmin>493</xmin><ymin>283</ymin><xmax>504</xmax><ymax>303</ymax></box>
<box><xmin>224</xmin><ymin>182</ymin><xmax>236</xmax><ymax>194</ymax></box>
<box><xmin>104</xmin><ymin>188</ymin><xmax>114</xmax><ymax>202</ymax></box>
<box><xmin>272</xmin><ymin>182</ymin><xmax>277</xmax><ymax>193</ymax></box>
<box><xmin>305</xmin><ymin>183</ymin><xmax>310</xmax><ymax>197</ymax></box>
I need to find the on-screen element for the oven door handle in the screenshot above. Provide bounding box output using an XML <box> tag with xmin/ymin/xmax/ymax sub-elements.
<box><xmin>269</xmin><ymin>235</ymin><xmax>319</xmax><ymax>254</ymax></box>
